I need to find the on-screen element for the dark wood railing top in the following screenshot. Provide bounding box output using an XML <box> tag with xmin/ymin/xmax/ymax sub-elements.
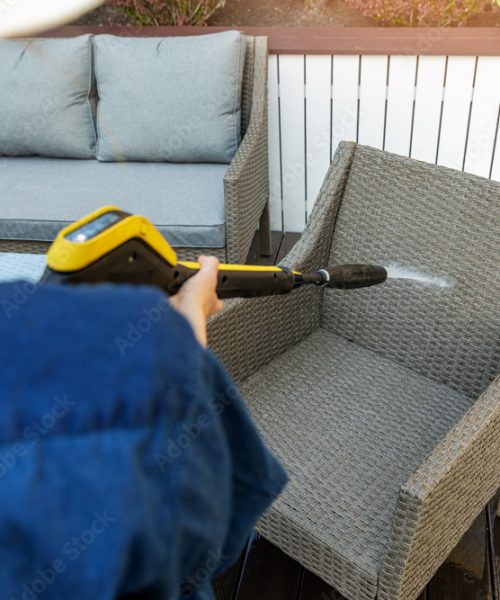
<box><xmin>48</xmin><ymin>25</ymin><xmax>500</xmax><ymax>55</ymax></box>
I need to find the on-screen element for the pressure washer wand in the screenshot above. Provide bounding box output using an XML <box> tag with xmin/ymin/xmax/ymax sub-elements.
<box><xmin>40</xmin><ymin>206</ymin><xmax>388</xmax><ymax>298</ymax></box>
<box><xmin>187</xmin><ymin>263</ymin><xmax>388</xmax><ymax>299</ymax></box>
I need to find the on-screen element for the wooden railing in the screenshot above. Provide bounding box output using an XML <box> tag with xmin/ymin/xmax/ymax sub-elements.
<box><xmin>53</xmin><ymin>27</ymin><xmax>500</xmax><ymax>231</ymax></box>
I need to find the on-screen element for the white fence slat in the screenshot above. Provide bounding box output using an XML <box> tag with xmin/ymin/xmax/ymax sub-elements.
<box><xmin>437</xmin><ymin>56</ymin><xmax>476</xmax><ymax>171</ymax></box>
<box><xmin>267</xmin><ymin>54</ymin><xmax>283</xmax><ymax>231</ymax></box>
<box><xmin>491</xmin><ymin>116</ymin><xmax>500</xmax><ymax>181</ymax></box>
<box><xmin>267</xmin><ymin>53</ymin><xmax>500</xmax><ymax>234</ymax></box>
<box><xmin>463</xmin><ymin>57</ymin><xmax>500</xmax><ymax>178</ymax></box>
<box><xmin>385</xmin><ymin>55</ymin><xmax>417</xmax><ymax>156</ymax></box>
<box><xmin>305</xmin><ymin>55</ymin><xmax>332</xmax><ymax>217</ymax></box>
<box><xmin>410</xmin><ymin>56</ymin><xmax>447</xmax><ymax>163</ymax></box>
<box><xmin>279</xmin><ymin>55</ymin><xmax>306</xmax><ymax>232</ymax></box>
<box><xmin>358</xmin><ymin>55</ymin><xmax>388</xmax><ymax>149</ymax></box>
<box><xmin>331</xmin><ymin>55</ymin><xmax>359</xmax><ymax>157</ymax></box>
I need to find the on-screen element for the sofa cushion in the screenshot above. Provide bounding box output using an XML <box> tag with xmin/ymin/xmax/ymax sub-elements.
<box><xmin>0</xmin><ymin>158</ymin><xmax>227</xmax><ymax>248</ymax></box>
<box><xmin>0</xmin><ymin>36</ymin><xmax>96</xmax><ymax>159</ymax></box>
<box><xmin>94</xmin><ymin>31</ymin><xmax>245</xmax><ymax>164</ymax></box>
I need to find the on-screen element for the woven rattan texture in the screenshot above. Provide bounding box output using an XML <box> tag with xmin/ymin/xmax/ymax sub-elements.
<box><xmin>175</xmin><ymin>247</ymin><xmax>226</xmax><ymax>262</ymax></box>
<box><xmin>0</xmin><ymin>241</ymin><xmax>226</xmax><ymax>262</ymax></box>
<box><xmin>224</xmin><ymin>36</ymin><xmax>270</xmax><ymax>264</ymax></box>
<box><xmin>379</xmin><ymin>376</ymin><xmax>500</xmax><ymax>600</ymax></box>
<box><xmin>0</xmin><ymin>240</ymin><xmax>50</xmax><ymax>254</ymax></box>
<box><xmin>240</xmin><ymin>36</ymin><xmax>254</xmax><ymax>138</ymax></box>
<box><xmin>0</xmin><ymin>35</ymin><xmax>269</xmax><ymax>265</ymax></box>
<box><xmin>241</xmin><ymin>330</ymin><xmax>473</xmax><ymax>600</ymax></box>
<box><xmin>208</xmin><ymin>142</ymin><xmax>355</xmax><ymax>382</ymax></box>
<box><xmin>322</xmin><ymin>146</ymin><xmax>500</xmax><ymax>399</ymax></box>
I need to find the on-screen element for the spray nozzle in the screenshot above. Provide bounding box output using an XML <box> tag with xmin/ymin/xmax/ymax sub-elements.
<box><xmin>315</xmin><ymin>264</ymin><xmax>388</xmax><ymax>289</ymax></box>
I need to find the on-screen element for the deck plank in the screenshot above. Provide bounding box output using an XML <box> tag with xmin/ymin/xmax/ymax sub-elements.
<box><xmin>235</xmin><ymin>536</ymin><xmax>303</xmax><ymax>600</ymax></box>
<box><xmin>276</xmin><ymin>232</ymin><xmax>301</xmax><ymax>264</ymax></box>
<box><xmin>297</xmin><ymin>569</ymin><xmax>346</xmax><ymax>600</ymax></box>
<box><xmin>212</xmin><ymin>552</ymin><xmax>245</xmax><ymax>600</ymax></box>
<box><xmin>427</xmin><ymin>511</ymin><xmax>493</xmax><ymax>600</ymax></box>
<box><xmin>246</xmin><ymin>231</ymin><xmax>283</xmax><ymax>266</ymax></box>
<box><xmin>246</xmin><ymin>230</ymin><xmax>301</xmax><ymax>267</ymax></box>
<box><xmin>491</xmin><ymin>508</ymin><xmax>499</xmax><ymax>599</ymax></box>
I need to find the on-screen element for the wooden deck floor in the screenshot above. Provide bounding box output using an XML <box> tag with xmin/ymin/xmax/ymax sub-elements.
<box><xmin>211</xmin><ymin>231</ymin><xmax>500</xmax><ymax>600</ymax></box>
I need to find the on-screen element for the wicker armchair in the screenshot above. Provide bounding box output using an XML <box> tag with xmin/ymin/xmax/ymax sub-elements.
<box><xmin>207</xmin><ymin>142</ymin><xmax>500</xmax><ymax>600</ymax></box>
<box><xmin>0</xmin><ymin>34</ymin><xmax>270</xmax><ymax>265</ymax></box>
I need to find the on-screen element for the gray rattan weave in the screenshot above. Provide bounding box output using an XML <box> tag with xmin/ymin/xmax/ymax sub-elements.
<box><xmin>207</xmin><ymin>142</ymin><xmax>500</xmax><ymax>600</ymax></box>
<box><xmin>0</xmin><ymin>35</ymin><xmax>270</xmax><ymax>264</ymax></box>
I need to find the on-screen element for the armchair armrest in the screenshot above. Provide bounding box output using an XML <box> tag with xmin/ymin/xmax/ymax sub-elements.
<box><xmin>207</xmin><ymin>288</ymin><xmax>321</xmax><ymax>384</ymax></box>
<box><xmin>224</xmin><ymin>37</ymin><xmax>269</xmax><ymax>264</ymax></box>
<box><xmin>208</xmin><ymin>141</ymin><xmax>356</xmax><ymax>382</ymax></box>
<box><xmin>379</xmin><ymin>376</ymin><xmax>500</xmax><ymax>600</ymax></box>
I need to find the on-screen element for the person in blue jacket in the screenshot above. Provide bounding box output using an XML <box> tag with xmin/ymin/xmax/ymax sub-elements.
<box><xmin>0</xmin><ymin>256</ymin><xmax>287</xmax><ymax>600</ymax></box>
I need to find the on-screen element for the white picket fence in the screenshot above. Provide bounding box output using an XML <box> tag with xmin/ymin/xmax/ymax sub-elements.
<box><xmin>268</xmin><ymin>54</ymin><xmax>500</xmax><ymax>232</ymax></box>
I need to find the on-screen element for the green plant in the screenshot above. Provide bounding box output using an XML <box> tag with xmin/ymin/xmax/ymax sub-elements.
<box><xmin>107</xmin><ymin>0</ymin><xmax>225</xmax><ymax>26</ymax></box>
<box><xmin>343</xmin><ymin>0</ymin><xmax>485</xmax><ymax>25</ymax></box>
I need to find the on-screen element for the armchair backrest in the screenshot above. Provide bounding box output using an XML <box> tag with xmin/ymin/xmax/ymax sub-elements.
<box><xmin>322</xmin><ymin>144</ymin><xmax>499</xmax><ymax>398</ymax></box>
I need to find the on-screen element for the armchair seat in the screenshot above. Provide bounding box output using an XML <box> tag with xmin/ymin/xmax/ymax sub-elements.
<box><xmin>240</xmin><ymin>329</ymin><xmax>473</xmax><ymax>599</ymax></box>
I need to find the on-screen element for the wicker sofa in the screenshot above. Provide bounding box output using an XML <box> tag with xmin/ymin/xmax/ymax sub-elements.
<box><xmin>208</xmin><ymin>142</ymin><xmax>500</xmax><ymax>600</ymax></box>
<box><xmin>0</xmin><ymin>32</ymin><xmax>270</xmax><ymax>264</ymax></box>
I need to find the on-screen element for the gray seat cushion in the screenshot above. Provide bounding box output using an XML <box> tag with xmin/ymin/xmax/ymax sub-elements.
<box><xmin>0</xmin><ymin>253</ymin><xmax>45</xmax><ymax>282</ymax></box>
<box><xmin>0</xmin><ymin>158</ymin><xmax>227</xmax><ymax>248</ymax></box>
<box><xmin>240</xmin><ymin>328</ymin><xmax>473</xmax><ymax>599</ymax></box>
<box><xmin>0</xmin><ymin>36</ymin><xmax>96</xmax><ymax>159</ymax></box>
<box><xmin>94</xmin><ymin>32</ymin><xmax>246</xmax><ymax>164</ymax></box>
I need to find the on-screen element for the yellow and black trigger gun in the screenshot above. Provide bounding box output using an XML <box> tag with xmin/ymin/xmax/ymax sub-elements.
<box><xmin>41</xmin><ymin>206</ymin><xmax>388</xmax><ymax>297</ymax></box>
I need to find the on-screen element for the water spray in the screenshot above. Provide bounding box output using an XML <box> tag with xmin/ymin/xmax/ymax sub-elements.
<box><xmin>384</xmin><ymin>263</ymin><xmax>451</xmax><ymax>289</ymax></box>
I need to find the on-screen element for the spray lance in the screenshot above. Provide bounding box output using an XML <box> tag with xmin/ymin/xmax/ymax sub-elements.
<box><xmin>40</xmin><ymin>206</ymin><xmax>388</xmax><ymax>296</ymax></box>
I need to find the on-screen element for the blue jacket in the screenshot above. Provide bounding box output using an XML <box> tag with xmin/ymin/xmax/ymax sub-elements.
<box><xmin>0</xmin><ymin>282</ymin><xmax>287</xmax><ymax>600</ymax></box>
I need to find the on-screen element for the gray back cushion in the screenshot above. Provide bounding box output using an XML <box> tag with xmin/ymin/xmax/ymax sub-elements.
<box><xmin>0</xmin><ymin>36</ymin><xmax>96</xmax><ymax>158</ymax></box>
<box><xmin>322</xmin><ymin>145</ymin><xmax>500</xmax><ymax>399</ymax></box>
<box><xmin>94</xmin><ymin>32</ymin><xmax>246</xmax><ymax>163</ymax></box>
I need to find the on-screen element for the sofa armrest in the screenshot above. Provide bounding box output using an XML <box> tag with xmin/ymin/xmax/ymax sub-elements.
<box><xmin>224</xmin><ymin>36</ymin><xmax>269</xmax><ymax>264</ymax></box>
<box><xmin>379</xmin><ymin>376</ymin><xmax>500</xmax><ymax>600</ymax></box>
<box><xmin>208</xmin><ymin>141</ymin><xmax>356</xmax><ymax>382</ymax></box>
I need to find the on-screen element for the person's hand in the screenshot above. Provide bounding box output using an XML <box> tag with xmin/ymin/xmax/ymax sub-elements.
<box><xmin>169</xmin><ymin>256</ymin><xmax>224</xmax><ymax>347</ymax></box>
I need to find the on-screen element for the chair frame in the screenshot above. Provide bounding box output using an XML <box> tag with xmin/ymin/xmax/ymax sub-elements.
<box><xmin>207</xmin><ymin>142</ymin><xmax>500</xmax><ymax>600</ymax></box>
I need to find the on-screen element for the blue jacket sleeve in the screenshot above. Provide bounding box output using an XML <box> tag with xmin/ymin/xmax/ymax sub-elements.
<box><xmin>0</xmin><ymin>282</ymin><xmax>287</xmax><ymax>600</ymax></box>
